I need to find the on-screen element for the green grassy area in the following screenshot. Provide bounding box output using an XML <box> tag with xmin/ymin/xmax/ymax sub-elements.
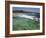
<box><xmin>13</xmin><ymin>17</ymin><xmax>40</xmax><ymax>31</ymax></box>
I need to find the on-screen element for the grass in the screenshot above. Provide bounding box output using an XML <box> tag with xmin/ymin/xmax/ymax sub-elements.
<box><xmin>13</xmin><ymin>16</ymin><xmax>40</xmax><ymax>31</ymax></box>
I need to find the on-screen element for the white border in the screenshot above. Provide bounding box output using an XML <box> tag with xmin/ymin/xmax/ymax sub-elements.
<box><xmin>10</xmin><ymin>4</ymin><xmax>43</xmax><ymax>34</ymax></box>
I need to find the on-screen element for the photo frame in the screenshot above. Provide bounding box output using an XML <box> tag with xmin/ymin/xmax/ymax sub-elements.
<box><xmin>5</xmin><ymin>1</ymin><xmax>45</xmax><ymax>37</ymax></box>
